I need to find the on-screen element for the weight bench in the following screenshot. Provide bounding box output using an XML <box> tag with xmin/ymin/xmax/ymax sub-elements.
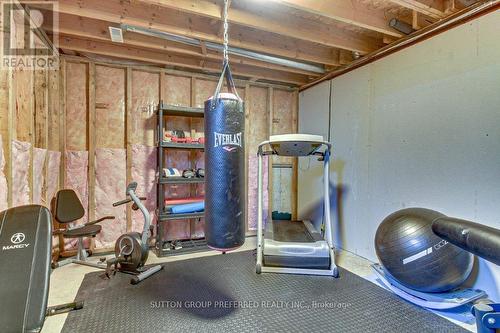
<box><xmin>0</xmin><ymin>205</ymin><xmax>82</xmax><ymax>333</ymax></box>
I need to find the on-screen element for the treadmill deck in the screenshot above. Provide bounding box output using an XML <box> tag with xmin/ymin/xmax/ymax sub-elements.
<box><xmin>271</xmin><ymin>220</ymin><xmax>317</xmax><ymax>242</ymax></box>
<box><xmin>263</xmin><ymin>220</ymin><xmax>330</xmax><ymax>269</ymax></box>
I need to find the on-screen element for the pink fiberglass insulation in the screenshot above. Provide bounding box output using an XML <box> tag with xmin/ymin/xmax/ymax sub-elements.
<box><xmin>65</xmin><ymin>62</ymin><xmax>88</xmax><ymax>150</ymax></box>
<box><xmin>247</xmin><ymin>155</ymin><xmax>269</xmax><ymax>230</ymax></box>
<box><xmin>94</xmin><ymin>148</ymin><xmax>127</xmax><ymax>249</ymax></box>
<box><xmin>12</xmin><ymin>140</ymin><xmax>30</xmax><ymax>207</ymax></box>
<box><xmin>163</xmin><ymin>74</ymin><xmax>191</xmax><ymax>106</ymax></box>
<box><xmin>65</xmin><ymin>150</ymin><xmax>89</xmax><ymax>225</ymax></box>
<box><xmin>47</xmin><ymin>151</ymin><xmax>61</xmax><ymax>202</ymax></box>
<box><xmin>0</xmin><ymin>136</ymin><xmax>7</xmax><ymax>211</ymax></box>
<box><xmin>165</xmin><ymin>115</ymin><xmax>190</xmax><ymax>134</ymax></box>
<box><xmin>64</xmin><ymin>150</ymin><xmax>89</xmax><ymax>250</ymax></box>
<box><xmin>32</xmin><ymin>148</ymin><xmax>47</xmax><ymax>205</ymax></box>
<box><xmin>47</xmin><ymin>151</ymin><xmax>61</xmax><ymax>249</ymax></box>
<box><xmin>161</xmin><ymin>220</ymin><xmax>190</xmax><ymax>241</ymax></box>
<box><xmin>131</xmin><ymin>144</ymin><xmax>157</xmax><ymax>233</ymax></box>
<box><xmin>131</xmin><ymin>71</ymin><xmax>159</xmax><ymax>146</ymax></box>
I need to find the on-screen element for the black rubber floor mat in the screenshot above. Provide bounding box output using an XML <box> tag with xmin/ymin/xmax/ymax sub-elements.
<box><xmin>62</xmin><ymin>251</ymin><xmax>468</xmax><ymax>333</ymax></box>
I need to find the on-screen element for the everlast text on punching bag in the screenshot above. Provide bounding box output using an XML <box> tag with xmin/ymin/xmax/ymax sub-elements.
<box><xmin>204</xmin><ymin>62</ymin><xmax>245</xmax><ymax>251</ymax></box>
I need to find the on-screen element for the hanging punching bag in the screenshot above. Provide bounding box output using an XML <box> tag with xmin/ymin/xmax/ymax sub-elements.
<box><xmin>204</xmin><ymin>62</ymin><xmax>245</xmax><ymax>251</ymax></box>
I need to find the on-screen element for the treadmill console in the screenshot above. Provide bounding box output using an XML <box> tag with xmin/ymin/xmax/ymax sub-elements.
<box><xmin>268</xmin><ymin>134</ymin><xmax>327</xmax><ymax>156</ymax></box>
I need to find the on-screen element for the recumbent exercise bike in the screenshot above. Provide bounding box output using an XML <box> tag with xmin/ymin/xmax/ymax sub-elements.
<box><xmin>105</xmin><ymin>182</ymin><xmax>163</xmax><ymax>284</ymax></box>
<box><xmin>51</xmin><ymin>181</ymin><xmax>162</xmax><ymax>284</ymax></box>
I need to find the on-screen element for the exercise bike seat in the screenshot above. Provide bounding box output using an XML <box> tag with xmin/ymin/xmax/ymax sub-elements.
<box><xmin>53</xmin><ymin>189</ymin><xmax>102</xmax><ymax>239</ymax></box>
<box><xmin>0</xmin><ymin>205</ymin><xmax>52</xmax><ymax>333</ymax></box>
<box><xmin>63</xmin><ymin>224</ymin><xmax>101</xmax><ymax>238</ymax></box>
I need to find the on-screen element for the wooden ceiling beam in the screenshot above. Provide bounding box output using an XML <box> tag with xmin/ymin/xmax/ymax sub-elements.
<box><xmin>40</xmin><ymin>0</ymin><xmax>342</xmax><ymax>66</ymax></box>
<box><xmin>268</xmin><ymin>0</ymin><xmax>403</xmax><ymax>38</ymax></box>
<box><xmin>45</xmin><ymin>13</ymin><xmax>324</xmax><ymax>76</ymax></box>
<box><xmin>56</xmin><ymin>35</ymin><xmax>310</xmax><ymax>85</ymax></box>
<box><xmin>389</xmin><ymin>0</ymin><xmax>446</xmax><ymax>19</ymax></box>
<box><xmin>135</xmin><ymin>0</ymin><xmax>382</xmax><ymax>53</ymax></box>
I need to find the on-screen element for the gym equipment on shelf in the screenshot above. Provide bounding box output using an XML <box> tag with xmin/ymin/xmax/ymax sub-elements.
<box><xmin>182</xmin><ymin>169</ymin><xmax>196</xmax><ymax>178</ymax></box>
<box><xmin>196</xmin><ymin>168</ymin><xmax>205</xmax><ymax>178</ymax></box>
<box><xmin>164</xmin><ymin>130</ymin><xmax>205</xmax><ymax>145</ymax></box>
<box><xmin>107</xmin><ymin>182</ymin><xmax>163</xmax><ymax>284</ymax></box>
<box><xmin>170</xmin><ymin>240</ymin><xmax>183</xmax><ymax>250</ymax></box>
<box><xmin>0</xmin><ymin>205</ymin><xmax>82</xmax><ymax>333</ymax></box>
<box><xmin>204</xmin><ymin>0</ymin><xmax>245</xmax><ymax>252</ymax></box>
<box><xmin>51</xmin><ymin>189</ymin><xmax>115</xmax><ymax>269</ymax></box>
<box><xmin>170</xmin><ymin>129</ymin><xmax>186</xmax><ymax>142</ymax></box>
<box><xmin>172</xmin><ymin>137</ymin><xmax>193</xmax><ymax>144</ymax></box>
<box><xmin>164</xmin><ymin>130</ymin><xmax>183</xmax><ymax>143</ymax></box>
<box><xmin>165</xmin><ymin>197</ymin><xmax>204</xmax><ymax>205</ymax></box>
<box><xmin>374</xmin><ymin>208</ymin><xmax>473</xmax><ymax>293</ymax></box>
<box><xmin>256</xmin><ymin>134</ymin><xmax>338</xmax><ymax>277</ymax></box>
<box><xmin>163</xmin><ymin>168</ymin><xmax>181</xmax><ymax>177</ymax></box>
<box><xmin>170</xmin><ymin>201</ymin><xmax>205</xmax><ymax>214</ymax></box>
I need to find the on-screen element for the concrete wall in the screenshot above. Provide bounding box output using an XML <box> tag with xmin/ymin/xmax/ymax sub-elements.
<box><xmin>298</xmin><ymin>11</ymin><xmax>500</xmax><ymax>300</ymax></box>
<box><xmin>297</xmin><ymin>81</ymin><xmax>331</xmax><ymax>230</ymax></box>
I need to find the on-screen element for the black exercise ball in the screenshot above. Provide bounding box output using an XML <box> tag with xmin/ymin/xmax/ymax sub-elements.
<box><xmin>375</xmin><ymin>208</ymin><xmax>474</xmax><ymax>293</ymax></box>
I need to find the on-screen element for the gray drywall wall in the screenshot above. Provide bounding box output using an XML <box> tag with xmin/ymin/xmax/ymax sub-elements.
<box><xmin>299</xmin><ymin>10</ymin><xmax>500</xmax><ymax>300</ymax></box>
<box><xmin>297</xmin><ymin>80</ymin><xmax>331</xmax><ymax>230</ymax></box>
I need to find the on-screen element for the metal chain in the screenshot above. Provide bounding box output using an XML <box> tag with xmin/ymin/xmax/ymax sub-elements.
<box><xmin>222</xmin><ymin>0</ymin><xmax>229</xmax><ymax>65</ymax></box>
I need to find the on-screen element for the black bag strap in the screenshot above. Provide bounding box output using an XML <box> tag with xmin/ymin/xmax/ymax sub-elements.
<box><xmin>211</xmin><ymin>61</ymin><xmax>240</xmax><ymax>110</ymax></box>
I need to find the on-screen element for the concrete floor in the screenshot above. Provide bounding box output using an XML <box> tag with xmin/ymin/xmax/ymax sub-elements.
<box><xmin>42</xmin><ymin>237</ymin><xmax>474</xmax><ymax>333</ymax></box>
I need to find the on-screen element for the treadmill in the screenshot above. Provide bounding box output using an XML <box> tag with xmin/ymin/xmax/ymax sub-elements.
<box><xmin>256</xmin><ymin>134</ymin><xmax>338</xmax><ymax>277</ymax></box>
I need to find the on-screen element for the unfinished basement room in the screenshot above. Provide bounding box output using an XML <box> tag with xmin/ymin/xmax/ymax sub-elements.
<box><xmin>0</xmin><ymin>0</ymin><xmax>499</xmax><ymax>332</ymax></box>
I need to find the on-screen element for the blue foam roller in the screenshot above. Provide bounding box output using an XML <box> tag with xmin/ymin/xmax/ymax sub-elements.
<box><xmin>171</xmin><ymin>201</ymin><xmax>205</xmax><ymax>214</ymax></box>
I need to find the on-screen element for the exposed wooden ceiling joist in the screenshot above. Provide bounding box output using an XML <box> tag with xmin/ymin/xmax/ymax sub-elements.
<box><xmin>56</xmin><ymin>35</ymin><xmax>310</xmax><ymax>85</ymax></box>
<box><xmin>37</xmin><ymin>0</ymin><xmax>478</xmax><ymax>87</ymax></box>
<box><xmin>42</xmin><ymin>0</ymin><xmax>342</xmax><ymax>66</ymax></box>
<box><xmin>389</xmin><ymin>0</ymin><xmax>446</xmax><ymax>19</ymax></box>
<box><xmin>134</xmin><ymin>0</ymin><xmax>383</xmax><ymax>54</ymax></box>
<box><xmin>301</xmin><ymin>0</ymin><xmax>499</xmax><ymax>91</ymax></box>
<box><xmin>45</xmin><ymin>13</ymin><xmax>324</xmax><ymax>77</ymax></box>
<box><xmin>268</xmin><ymin>0</ymin><xmax>403</xmax><ymax>38</ymax></box>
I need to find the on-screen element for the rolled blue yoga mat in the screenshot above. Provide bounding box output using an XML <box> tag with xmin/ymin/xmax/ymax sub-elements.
<box><xmin>171</xmin><ymin>201</ymin><xmax>205</xmax><ymax>214</ymax></box>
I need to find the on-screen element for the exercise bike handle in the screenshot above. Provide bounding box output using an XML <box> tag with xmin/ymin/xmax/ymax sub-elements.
<box><xmin>113</xmin><ymin>197</ymin><xmax>147</xmax><ymax>207</ymax></box>
<box><xmin>113</xmin><ymin>198</ymin><xmax>131</xmax><ymax>207</ymax></box>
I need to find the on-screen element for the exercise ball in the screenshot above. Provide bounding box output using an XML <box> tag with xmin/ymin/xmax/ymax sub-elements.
<box><xmin>375</xmin><ymin>208</ymin><xmax>474</xmax><ymax>293</ymax></box>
